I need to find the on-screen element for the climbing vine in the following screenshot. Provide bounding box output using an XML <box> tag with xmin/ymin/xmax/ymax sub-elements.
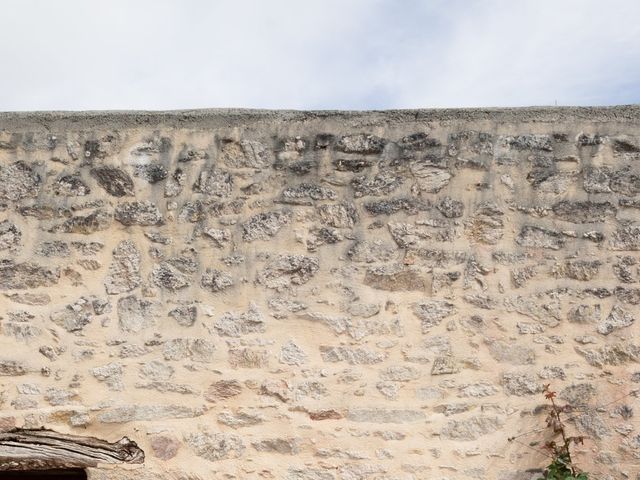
<box><xmin>537</xmin><ymin>384</ymin><xmax>589</xmax><ymax>480</ymax></box>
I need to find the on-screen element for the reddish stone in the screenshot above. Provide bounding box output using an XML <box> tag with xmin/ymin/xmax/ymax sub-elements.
<box><xmin>150</xmin><ymin>435</ymin><xmax>180</xmax><ymax>461</ymax></box>
<box><xmin>309</xmin><ymin>409</ymin><xmax>342</xmax><ymax>420</ymax></box>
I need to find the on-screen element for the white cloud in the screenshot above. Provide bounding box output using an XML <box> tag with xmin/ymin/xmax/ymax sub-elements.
<box><xmin>0</xmin><ymin>0</ymin><xmax>638</xmax><ymax>110</ymax></box>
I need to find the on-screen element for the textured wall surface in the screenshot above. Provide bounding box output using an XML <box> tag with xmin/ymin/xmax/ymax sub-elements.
<box><xmin>0</xmin><ymin>107</ymin><xmax>639</xmax><ymax>479</ymax></box>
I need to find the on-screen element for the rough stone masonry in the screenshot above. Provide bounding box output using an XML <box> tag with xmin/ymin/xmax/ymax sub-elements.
<box><xmin>0</xmin><ymin>107</ymin><xmax>639</xmax><ymax>479</ymax></box>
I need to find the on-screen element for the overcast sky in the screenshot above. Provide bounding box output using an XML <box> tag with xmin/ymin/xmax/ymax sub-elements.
<box><xmin>1</xmin><ymin>0</ymin><xmax>639</xmax><ymax>111</ymax></box>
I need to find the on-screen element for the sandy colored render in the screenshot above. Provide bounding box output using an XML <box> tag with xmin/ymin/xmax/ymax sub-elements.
<box><xmin>0</xmin><ymin>107</ymin><xmax>639</xmax><ymax>479</ymax></box>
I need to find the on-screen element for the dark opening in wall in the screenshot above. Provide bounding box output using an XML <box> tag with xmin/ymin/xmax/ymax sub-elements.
<box><xmin>0</xmin><ymin>469</ymin><xmax>87</xmax><ymax>479</ymax></box>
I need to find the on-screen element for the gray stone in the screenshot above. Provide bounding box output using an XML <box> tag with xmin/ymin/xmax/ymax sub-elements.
<box><xmin>336</xmin><ymin>134</ymin><xmax>386</xmax><ymax>154</ymax></box>
<box><xmin>441</xmin><ymin>415</ymin><xmax>504</xmax><ymax>440</ymax></box>
<box><xmin>90</xmin><ymin>166</ymin><xmax>134</xmax><ymax>197</ymax></box>
<box><xmin>516</xmin><ymin>322</ymin><xmax>545</xmax><ymax>334</ymax></box>
<box><xmin>412</xmin><ymin>300</ymin><xmax>456</xmax><ymax>331</ymax></box>
<box><xmin>251</xmin><ymin>438</ymin><xmax>300</xmax><ymax>455</ymax></box>
<box><xmin>501</xmin><ymin>371</ymin><xmax>541</xmax><ymax>396</ymax></box>
<box><xmin>115</xmin><ymin>201</ymin><xmax>163</xmax><ymax>226</ymax></box>
<box><xmin>363</xmin><ymin>197</ymin><xmax>430</xmax><ymax>216</ymax></box>
<box><xmin>184</xmin><ymin>429</ymin><xmax>242</xmax><ymax>463</ymax></box>
<box><xmin>504</xmin><ymin>295</ymin><xmax>561</xmax><ymax>324</ymax></box>
<box><xmin>193</xmin><ymin>168</ymin><xmax>233</xmax><ymax>197</ymax></box>
<box><xmin>332</xmin><ymin>157</ymin><xmax>373</xmax><ymax>172</ymax></box>
<box><xmin>376</xmin><ymin>381</ymin><xmax>399</xmax><ymax>400</ymax></box>
<box><xmin>379</xmin><ymin>365</ymin><xmax>421</xmax><ymax>382</ymax></box>
<box><xmin>279</xmin><ymin>340</ymin><xmax>308</xmax><ymax>365</ymax></box>
<box><xmin>168</xmin><ymin>305</ymin><xmax>197</xmax><ymax>327</ymax></box>
<box><xmin>317</xmin><ymin>203</ymin><xmax>358</xmax><ymax>228</ymax></box>
<box><xmin>287</xmin><ymin>468</ymin><xmax>335</xmax><ymax>480</ymax></box>
<box><xmin>364</xmin><ymin>264</ymin><xmax>427</xmax><ymax>292</ymax></box>
<box><xmin>134</xmin><ymin>164</ymin><xmax>168</xmax><ymax>183</ymax></box>
<box><xmin>388</xmin><ymin>222</ymin><xmax>438</xmax><ymax>248</ymax></box>
<box><xmin>0</xmin><ymin>360</ymin><xmax>28</xmax><ymax>376</ymax></box>
<box><xmin>559</xmin><ymin>383</ymin><xmax>597</xmax><ymax>406</ymax></box>
<box><xmin>610</xmin><ymin>167</ymin><xmax>640</xmax><ymax>196</ymax></box>
<box><xmin>35</xmin><ymin>241</ymin><xmax>70</xmax><ymax>257</ymax></box>
<box><xmin>437</xmin><ymin>196</ymin><xmax>464</xmax><ymax>218</ymax></box>
<box><xmin>151</xmin><ymin>262</ymin><xmax>191</xmax><ymax>290</ymax></box>
<box><xmin>433</xmin><ymin>403</ymin><xmax>472</xmax><ymax>416</ymax></box>
<box><xmin>91</xmin><ymin>362</ymin><xmax>124</xmax><ymax>391</ymax></box>
<box><xmin>306</xmin><ymin>227</ymin><xmax>342</xmax><ymax>251</ymax></box>
<box><xmin>516</xmin><ymin>225</ymin><xmax>565</xmax><ymax>250</ymax></box>
<box><xmin>466</xmin><ymin>202</ymin><xmax>504</xmax><ymax>245</ymax></box>
<box><xmin>202</xmin><ymin>227</ymin><xmax>231</xmax><ymax>248</ymax></box>
<box><xmin>105</xmin><ymin>240</ymin><xmax>141</xmax><ymax>294</ymax></box>
<box><xmin>538</xmin><ymin>366</ymin><xmax>566</xmax><ymax>380</ymax></box>
<box><xmin>164</xmin><ymin>168</ymin><xmax>186</xmax><ymax>197</ymax></box>
<box><xmin>485</xmin><ymin>339</ymin><xmax>536</xmax><ymax>365</ymax></box>
<box><xmin>242</xmin><ymin>210</ymin><xmax>291</xmax><ymax>241</ymax></box>
<box><xmin>527</xmin><ymin>169</ymin><xmax>576</xmax><ymax>194</ymax></box>
<box><xmin>117</xmin><ymin>295</ymin><xmax>157</xmax><ymax>332</ymax></box>
<box><xmin>4</xmin><ymin>293</ymin><xmax>51</xmax><ymax>306</ymax></box>
<box><xmin>583</xmin><ymin>166</ymin><xmax>612</xmax><ymax>193</ymax></box>
<box><xmin>597</xmin><ymin>305</ymin><xmax>635</xmax><ymax>335</ymax></box>
<box><xmin>0</xmin><ymin>260</ymin><xmax>60</xmax><ymax>290</ymax></box>
<box><xmin>346</xmin><ymin>302</ymin><xmax>380</xmax><ymax>318</ymax></box>
<box><xmin>49</xmin><ymin>209</ymin><xmax>113</xmax><ymax>234</ymax></box>
<box><xmin>257</xmin><ymin>255</ymin><xmax>319</xmax><ymax>290</ymax></box>
<box><xmin>464</xmin><ymin>293</ymin><xmax>498</xmax><ymax>309</ymax></box>
<box><xmin>0</xmin><ymin>161</ymin><xmax>40</xmax><ymax>201</ymax></box>
<box><xmin>320</xmin><ymin>346</ymin><xmax>386</xmax><ymax>365</ymax></box>
<box><xmin>280</xmin><ymin>183</ymin><xmax>336</xmax><ymax>203</ymax></box>
<box><xmin>139</xmin><ymin>360</ymin><xmax>174</xmax><ymax>381</ymax></box>
<box><xmin>511</xmin><ymin>265</ymin><xmax>537</xmax><ymax>288</ymax></box>
<box><xmin>50</xmin><ymin>297</ymin><xmax>94</xmax><ymax>332</ymax></box>
<box><xmin>351</xmin><ymin>171</ymin><xmax>403</xmax><ymax>197</ymax></box>
<box><xmin>0</xmin><ymin>221</ymin><xmax>21</xmax><ymax>251</ymax></box>
<box><xmin>99</xmin><ymin>404</ymin><xmax>207</xmax><ymax>423</ymax></box>
<box><xmin>201</xmin><ymin>268</ymin><xmax>233</xmax><ymax>292</ymax></box>
<box><xmin>228</xmin><ymin>347</ymin><xmax>268</xmax><ymax>368</ymax></box>
<box><xmin>2</xmin><ymin>312</ymin><xmax>41</xmax><ymax>341</ymax></box>
<box><xmin>220</xmin><ymin>139</ymin><xmax>272</xmax><ymax>168</ymax></box>
<box><xmin>613</xmin><ymin>256</ymin><xmax>640</xmax><ymax>283</ymax></box>
<box><xmin>136</xmin><ymin>381</ymin><xmax>198</xmax><ymax>395</ymax></box>
<box><xmin>431</xmin><ymin>356</ymin><xmax>460</xmax><ymax>375</ymax></box>
<box><xmin>214</xmin><ymin>303</ymin><xmax>264</xmax><ymax>337</ymax></box>
<box><xmin>567</xmin><ymin>304</ymin><xmax>601</xmax><ymax>323</ymax></box>
<box><xmin>577</xmin><ymin>342</ymin><xmax>640</xmax><ymax>367</ymax></box>
<box><xmin>218</xmin><ymin>410</ymin><xmax>264</xmax><ymax>429</ymax></box>
<box><xmin>615</xmin><ymin>286</ymin><xmax>640</xmax><ymax>304</ymax></box>
<box><xmin>575</xmin><ymin>410</ymin><xmax>610</xmax><ymax>439</ymax></box>
<box><xmin>347</xmin><ymin>240</ymin><xmax>397</xmax><ymax>263</ymax></box>
<box><xmin>552</xmin><ymin>259</ymin><xmax>601</xmax><ymax>281</ymax></box>
<box><xmin>205</xmin><ymin>380</ymin><xmax>242</xmax><ymax>401</ymax></box>
<box><xmin>163</xmin><ymin>338</ymin><xmax>216</xmax><ymax>363</ymax></box>
<box><xmin>499</xmin><ymin>134</ymin><xmax>552</xmax><ymax>151</ymax></box>
<box><xmin>71</xmin><ymin>241</ymin><xmax>105</xmax><ymax>255</ymax></box>
<box><xmin>411</xmin><ymin>166</ymin><xmax>451</xmax><ymax>193</ymax></box>
<box><xmin>610</xmin><ymin>225</ymin><xmax>640</xmax><ymax>250</ymax></box>
<box><xmin>457</xmin><ymin>382</ymin><xmax>499</xmax><ymax>398</ymax></box>
<box><xmin>552</xmin><ymin>200</ymin><xmax>616</xmax><ymax>223</ymax></box>
<box><xmin>401</xmin><ymin>132</ymin><xmax>441</xmax><ymax>151</ymax></box>
<box><xmin>268</xmin><ymin>296</ymin><xmax>308</xmax><ymax>315</ymax></box>
<box><xmin>346</xmin><ymin>408</ymin><xmax>425</xmax><ymax>423</ymax></box>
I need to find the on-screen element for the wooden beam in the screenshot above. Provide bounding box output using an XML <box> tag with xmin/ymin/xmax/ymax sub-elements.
<box><xmin>0</xmin><ymin>428</ymin><xmax>144</xmax><ymax>471</ymax></box>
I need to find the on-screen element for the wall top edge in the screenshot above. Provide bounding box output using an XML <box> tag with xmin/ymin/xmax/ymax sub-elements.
<box><xmin>1</xmin><ymin>105</ymin><xmax>640</xmax><ymax>130</ymax></box>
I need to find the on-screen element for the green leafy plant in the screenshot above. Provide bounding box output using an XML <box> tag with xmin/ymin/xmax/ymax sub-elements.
<box><xmin>537</xmin><ymin>384</ymin><xmax>589</xmax><ymax>480</ymax></box>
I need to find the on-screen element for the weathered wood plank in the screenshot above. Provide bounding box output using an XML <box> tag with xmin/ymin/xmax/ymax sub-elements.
<box><xmin>0</xmin><ymin>428</ymin><xmax>144</xmax><ymax>471</ymax></box>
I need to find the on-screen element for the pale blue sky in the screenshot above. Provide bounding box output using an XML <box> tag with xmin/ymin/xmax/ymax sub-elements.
<box><xmin>1</xmin><ymin>0</ymin><xmax>639</xmax><ymax>110</ymax></box>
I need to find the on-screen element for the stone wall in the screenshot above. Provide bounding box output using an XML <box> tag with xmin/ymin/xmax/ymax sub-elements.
<box><xmin>0</xmin><ymin>107</ymin><xmax>639</xmax><ymax>479</ymax></box>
